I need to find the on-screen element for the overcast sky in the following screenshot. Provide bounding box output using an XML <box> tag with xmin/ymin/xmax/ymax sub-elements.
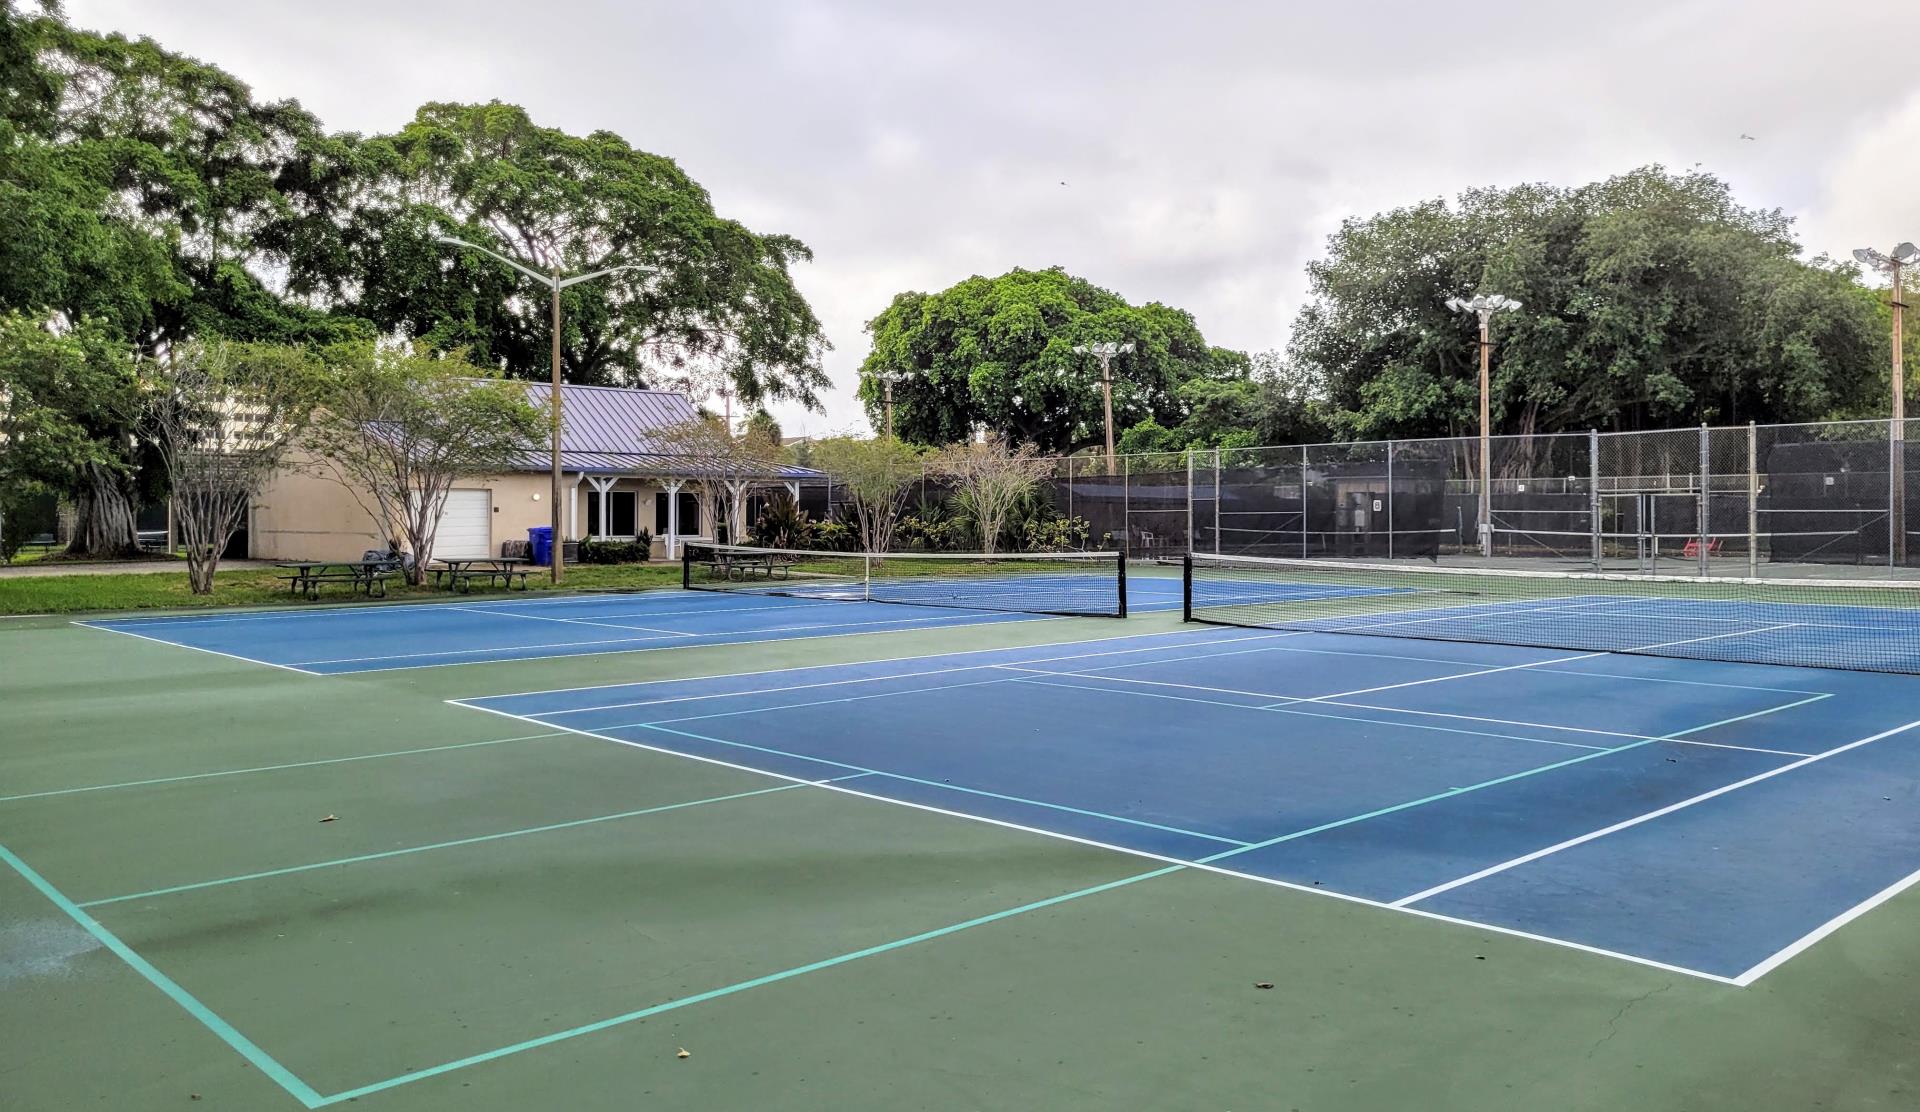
<box><xmin>66</xmin><ymin>1</ymin><xmax>1920</xmax><ymax>435</ymax></box>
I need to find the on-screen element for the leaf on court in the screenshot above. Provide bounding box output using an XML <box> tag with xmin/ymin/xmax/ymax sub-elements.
<box><xmin>676</xmin><ymin>1048</ymin><xmax>691</xmax><ymax>1059</ymax></box>
<box><xmin>319</xmin><ymin>814</ymin><xmax>337</xmax><ymax>823</ymax></box>
<box><xmin>1254</xmin><ymin>982</ymin><xmax>1274</xmax><ymax>990</ymax></box>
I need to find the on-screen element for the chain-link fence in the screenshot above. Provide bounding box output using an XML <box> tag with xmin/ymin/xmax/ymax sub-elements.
<box><xmin>801</xmin><ymin>418</ymin><xmax>1920</xmax><ymax>578</ymax></box>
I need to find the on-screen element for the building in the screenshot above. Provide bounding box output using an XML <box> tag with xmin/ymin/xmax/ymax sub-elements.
<box><xmin>249</xmin><ymin>383</ymin><xmax>821</xmax><ymax>562</ymax></box>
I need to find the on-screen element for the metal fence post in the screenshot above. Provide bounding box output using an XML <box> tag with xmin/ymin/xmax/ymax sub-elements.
<box><xmin>1213</xmin><ymin>448</ymin><xmax>1221</xmax><ymax>555</ymax></box>
<box><xmin>1122</xmin><ymin>453</ymin><xmax>1130</xmax><ymax>557</ymax></box>
<box><xmin>1300</xmin><ymin>444</ymin><xmax>1310</xmax><ymax>558</ymax></box>
<box><xmin>1747</xmin><ymin>422</ymin><xmax>1759</xmax><ymax>578</ymax></box>
<box><xmin>1697</xmin><ymin>423</ymin><xmax>1711</xmax><ymax>577</ymax></box>
<box><xmin>1386</xmin><ymin>440</ymin><xmax>1395</xmax><ymax>560</ymax></box>
<box><xmin>1589</xmin><ymin>429</ymin><xmax>1601</xmax><ymax>570</ymax></box>
<box><xmin>1185</xmin><ymin>447</ymin><xmax>1194</xmax><ymax>556</ymax></box>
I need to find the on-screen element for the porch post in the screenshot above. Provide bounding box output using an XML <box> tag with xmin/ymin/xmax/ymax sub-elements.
<box><xmin>664</xmin><ymin>477</ymin><xmax>685</xmax><ymax>558</ymax></box>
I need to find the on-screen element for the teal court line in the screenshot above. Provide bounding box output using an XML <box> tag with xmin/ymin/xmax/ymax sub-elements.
<box><xmin>0</xmin><ymin>841</ymin><xmax>328</xmax><ymax>1109</ymax></box>
<box><xmin>0</xmin><ymin>731</ymin><xmax>572</xmax><ymax>804</ymax></box>
<box><xmin>629</xmin><ymin>722</ymin><xmax>1248</xmax><ymax>846</ymax></box>
<box><xmin>78</xmin><ymin>777</ymin><xmax>862</xmax><ymax>908</ymax></box>
<box><xmin>330</xmin><ymin>685</ymin><xmax>1832</xmax><ymax>1101</ymax></box>
<box><xmin>308</xmin><ymin>863</ymin><xmax>1186</xmax><ymax>1106</ymax></box>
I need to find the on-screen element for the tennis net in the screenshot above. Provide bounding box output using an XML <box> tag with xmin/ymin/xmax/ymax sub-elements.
<box><xmin>683</xmin><ymin>543</ymin><xmax>1126</xmax><ymax>618</ymax></box>
<box><xmin>1183</xmin><ymin>552</ymin><xmax>1920</xmax><ymax>674</ymax></box>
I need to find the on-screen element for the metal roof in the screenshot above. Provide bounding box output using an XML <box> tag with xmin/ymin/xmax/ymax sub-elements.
<box><xmin>508</xmin><ymin>384</ymin><xmax>823</xmax><ymax>479</ymax></box>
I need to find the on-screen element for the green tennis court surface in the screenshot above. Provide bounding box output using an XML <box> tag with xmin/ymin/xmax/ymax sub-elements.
<box><xmin>7</xmin><ymin>584</ymin><xmax>1920</xmax><ymax>1110</ymax></box>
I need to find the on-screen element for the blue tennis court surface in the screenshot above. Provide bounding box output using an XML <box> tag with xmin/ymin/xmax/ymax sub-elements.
<box><xmin>80</xmin><ymin>577</ymin><xmax>1187</xmax><ymax>674</ymax></box>
<box><xmin>460</xmin><ymin>626</ymin><xmax>1920</xmax><ymax>983</ymax></box>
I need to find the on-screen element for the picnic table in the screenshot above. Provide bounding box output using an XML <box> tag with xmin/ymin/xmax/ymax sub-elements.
<box><xmin>701</xmin><ymin>549</ymin><xmax>796</xmax><ymax>581</ymax></box>
<box><xmin>430</xmin><ymin>558</ymin><xmax>531</xmax><ymax>594</ymax></box>
<box><xmin>276</xmin><ymin>561</ymin><xmax>393</xmax><ymax>601</ymax></box>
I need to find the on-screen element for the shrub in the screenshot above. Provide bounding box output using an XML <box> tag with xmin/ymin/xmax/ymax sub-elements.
<box><xmin>810</xmin><ymin>519</ymin><xmax>858</xmax><ymax>551</ymax></box>
<box><xmin>578</xmin><ymin>533</ymin><xmax>652</xmax><ymax>564</ymax></box>
<box><xmin>1024</xmin><ymin>515</ymin><xmax>1092</xmax><ymax>552</ymax></box>
<box><xmin>752</xmin><ymin>489</ymin><xmax>813</xmax><ymax>549</ymax></box>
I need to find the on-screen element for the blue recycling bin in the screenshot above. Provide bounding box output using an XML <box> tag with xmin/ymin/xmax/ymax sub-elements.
<box><xmin>527</xmin><ymin>526</ymin><xmax>553</xmax><ymax>566</ymax></box>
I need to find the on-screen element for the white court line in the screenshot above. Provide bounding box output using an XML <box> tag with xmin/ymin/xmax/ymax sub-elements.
<box><xmin>76</xmin><ymin>591</ymin><xmax>650</xmax><ymax>626</ymax></box>
<box><xmin>466</xmin><ymin>628</ymin><xmax>1300</xmax><ymax>703</ymax></box>
<box><xmin>1007</xmin><ymin>675</ymin><xmax>1607</xmax><ymax>752</ymax></box>
<box><xmin>443</xmin><ymin>606</ymin><xmax>699</xmax><ymax>637</ymax></box>
<box><xmin>1391</xmin><ymin>715</ymin><xmax>1920</xmax><ymax>912</ymax></box>
<box><xmin>1006</xmin><ymin>665</ymin><xmax>1814</xmax><ymax>759</ymax></box>
<box><xmin>76</xmin><ymin>622</ymin><xmax>322</xmax><ymax>676</ymax></box>
<box><xmin>289</xmin><ymin>609</ymin><xmax>1030</xmax><ymax>667</ymax></box>
<box><xmin>449</xmin><ymin>698</ymin><xmax>1738</xmax><ymax>985</ymax></box>
<box><xmin>1734</xmin><ymin>861</ymin><xmax>1920</xmax><ymax>985</ymax></box>
<box><xmin>1066</xmin><ymin>634</ymin><xmax>1833</xmax><ymax>700</ymax></box>
<box><xmin>526</xmin><ymin>632</ymin><xmax>1310</xmax><ymax>718</ymax></box>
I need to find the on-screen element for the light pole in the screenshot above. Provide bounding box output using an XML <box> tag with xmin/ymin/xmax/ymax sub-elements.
<box><xmin>1071</xmin><ymin>341</ymin><xmax>1134</xmax><ymax>473</ymax></box>
<box><xmin>1856</xmin><ymin>242</ymin><xmax>1918</xmax><ymax>565</ymax></box>
<box><xmin>1446</xmin><ymin>294</ymin><xmax>1521</xmax><ymax>557</ymax></box>
<box><xmin>436</xmin><ymin>234</ymin><xmax>645</xmax><ymax>583</ymax></box>
<box><xmin>866</xmin><ymin>369</ymin><xmax>907</xmax><ymax>438</ymax></box>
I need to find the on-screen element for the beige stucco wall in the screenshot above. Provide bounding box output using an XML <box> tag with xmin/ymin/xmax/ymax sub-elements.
<box><xmin>248</xmin><ymin>458</ymin><xmax>695</xmax><ymax>562</ymax></box>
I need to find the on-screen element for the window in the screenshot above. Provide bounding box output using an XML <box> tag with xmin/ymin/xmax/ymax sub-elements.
<box><xmin>654</xmin><ymin>491</ymin><xmax>700</xmax><ymax>534</ymax></box>
<box><xmin>586</xmin><ymin>489</ymin><xmax>638</xmax><ymax>537</ymax></box>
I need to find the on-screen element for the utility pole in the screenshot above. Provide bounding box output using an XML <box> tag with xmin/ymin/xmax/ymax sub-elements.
<box><xmin>1072</xmin><ymin>341</ymin><xmax>1135</xmax><ymax>473</ymax></box>
<box><xmin>1446</xmin><ymin>294</ymin><xmax>1522</xmax><ymax>557</ymax></box>
<box><xmin>1855</xmin><ymin>243</ymin><xmax>1916</xmax><ymax>565</ymax></box>
<box><xmin>436</xmin><ymin>234</ymin><xmax>646</xmax><ymax>583</ymax></box>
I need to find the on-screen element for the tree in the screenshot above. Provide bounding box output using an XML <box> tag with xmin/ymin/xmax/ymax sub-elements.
<box><xmin>142</xmin><ymin>341</ymin><xmax>327</xmax><ymax>592</ymax></box>
<box><xmin>306</xmin><ymin>344</ymin><xmax>545</xmax><ymax>584</ymax></box>
<box><xmin>928</xmin><ymin>435</ymin><xmax>1053</xmax><ymax>555</ymax></box>
<box><xmin>857</xmin><ymin>267</ymin><xmax>1244</xmax><ymax>453</ymax></box>
<box><xmin>809</xmin><ymin>436</ymin><xmax>921</xmax><ymax>553</ymax></box>
<box><xmin>648</xmin><ymin>414</ymin><xmax>784</xmax><ymax>543</ymax></box>
<box><xmin>3</xmin><ymin>9</ymin><xmax>366</xmax><ymax>552</ymax></box>
<box><xmin>329</xmin><ymin>101</ymin><xmax>829</xmax><ymax>406</ymax></box>
<box><xmin>0</xmin><ymin>313</ymin><xmax>146</xmax><ymax>556</ymax></box>
<box><xmin>1287</xmin><ymin>166</ymin><xmax>1885</xmax><ymax>441</ymax></box>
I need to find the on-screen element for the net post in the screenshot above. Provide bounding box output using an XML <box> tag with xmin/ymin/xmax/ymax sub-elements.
<box><xmin>1747</xmin><ymin>421</ymin><xmax>1759</xmax><ymax>578</ymax></box>
<box><xmin>1588</xmin><ymin>429</ymin><xmax>1601</xmax><ymax>570</ymax></box>
<box><xmin>681</xmin><ymin>541</ymin><xmax>692</xmax><ymax>589</ymax></box>
<box><xmin>1697</xmin><ymin>423</ymin><xmax>1711</xmax><ymax>577</ymax></box>
<box><xmin>1117</xmin><ymin>547</ymin><xmax>1129</xmax><ymax>618</ymax></box>
<box><xmin>862</xmin><ymin>551</ymin><xmax>871</xmax><ymax>602</ymax></box>
<box><xmin>1180</xmin><ymin>553</ymin><xmax>1191</xmax><ymax>622</ymax></box>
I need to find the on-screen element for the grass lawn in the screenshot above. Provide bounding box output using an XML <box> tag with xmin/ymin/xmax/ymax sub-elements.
<box><xmin>0</xmin><ymin>561</ymin><xmax>683</xmax><ymax>616</ymax></box>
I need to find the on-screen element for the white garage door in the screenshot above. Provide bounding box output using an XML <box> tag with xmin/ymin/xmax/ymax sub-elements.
<box><xmin>433</xmin><ymin>489</ymin><xmax>493</xmax><ymax>559</ymax></box>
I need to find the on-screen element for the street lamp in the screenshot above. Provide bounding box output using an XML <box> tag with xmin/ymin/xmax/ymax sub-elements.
<box><xmin>436</xmin><ymin>234</ymin><xmax>646</xmax><ymax>583</ymax></box>
<box><xmin>1071</xmin><ymin>341</ymin><xmax>1134</xmax><ymax>473</ymax></box>
<box><xmin>1855</xmin><ymin>242</ymin><xmax>1918</xmax><ymax>564</ymax></box>
<box><xmin>1445</xmin><ymin>293</ymin><xmax>1522</xmax><ymax>557</ymax></box>
<box><xmin>865</xmin><ymin>369</ymin><xmax>908</xmax><ymax>439</ymax></box>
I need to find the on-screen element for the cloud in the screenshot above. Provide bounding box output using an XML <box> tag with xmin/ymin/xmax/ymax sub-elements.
<box><xmin>1797</xmin><ymin>91</ymin><xmax>1920</xmax><ymax>270</ymax></box>
<box><xmin>62</xmin><ymin>0</ymin><xmax>1920</xmax><ymax>435</ymax></box>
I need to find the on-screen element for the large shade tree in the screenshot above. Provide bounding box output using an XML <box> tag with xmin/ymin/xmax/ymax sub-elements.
<box><xmin>2</xmin><ymin>5</ymin><xmax>365</xmax><ymax>552</ymax></box>
<box><xmin>858</xmin><ymin>267</ymin><xmax>1246</xmax><ymax>454</ymax></box>
<box><xmin>320</xmin><ymin>101</ymin><xmax>830</xmax><ymax>407</ymax></box>
<box><xmin>1288</xmin><ymin>165</ymin><xmax>1885</xmax><ymax>441</ymax></box>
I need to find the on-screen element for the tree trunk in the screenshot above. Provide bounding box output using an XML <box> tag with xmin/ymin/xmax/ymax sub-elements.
<box><xmin>67</xmin><ymin>464</ymin><xmax>141</xmax><ymax>558</ymax></box>
<box><xmin>185</xmin><ymin>545</ymin><xmax>219</xmax><ymax>594</ymax></box>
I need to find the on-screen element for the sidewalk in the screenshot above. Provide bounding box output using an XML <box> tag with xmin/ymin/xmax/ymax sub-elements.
<box><xmin>0</xmin><ymin>558</ymin><xmax>277</xmax><ymax>578</ymax></box>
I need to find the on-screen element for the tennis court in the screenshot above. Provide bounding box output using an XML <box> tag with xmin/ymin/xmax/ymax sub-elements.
<box><xmin>8</xmin><ymin>548</ymin><xmax>1920</xmax><ymax>1110</ymax></box>
<box><xmin>78</xmin><ymin>553</ymin><xmax>1167</xmax><ymax>676</ymax></box>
